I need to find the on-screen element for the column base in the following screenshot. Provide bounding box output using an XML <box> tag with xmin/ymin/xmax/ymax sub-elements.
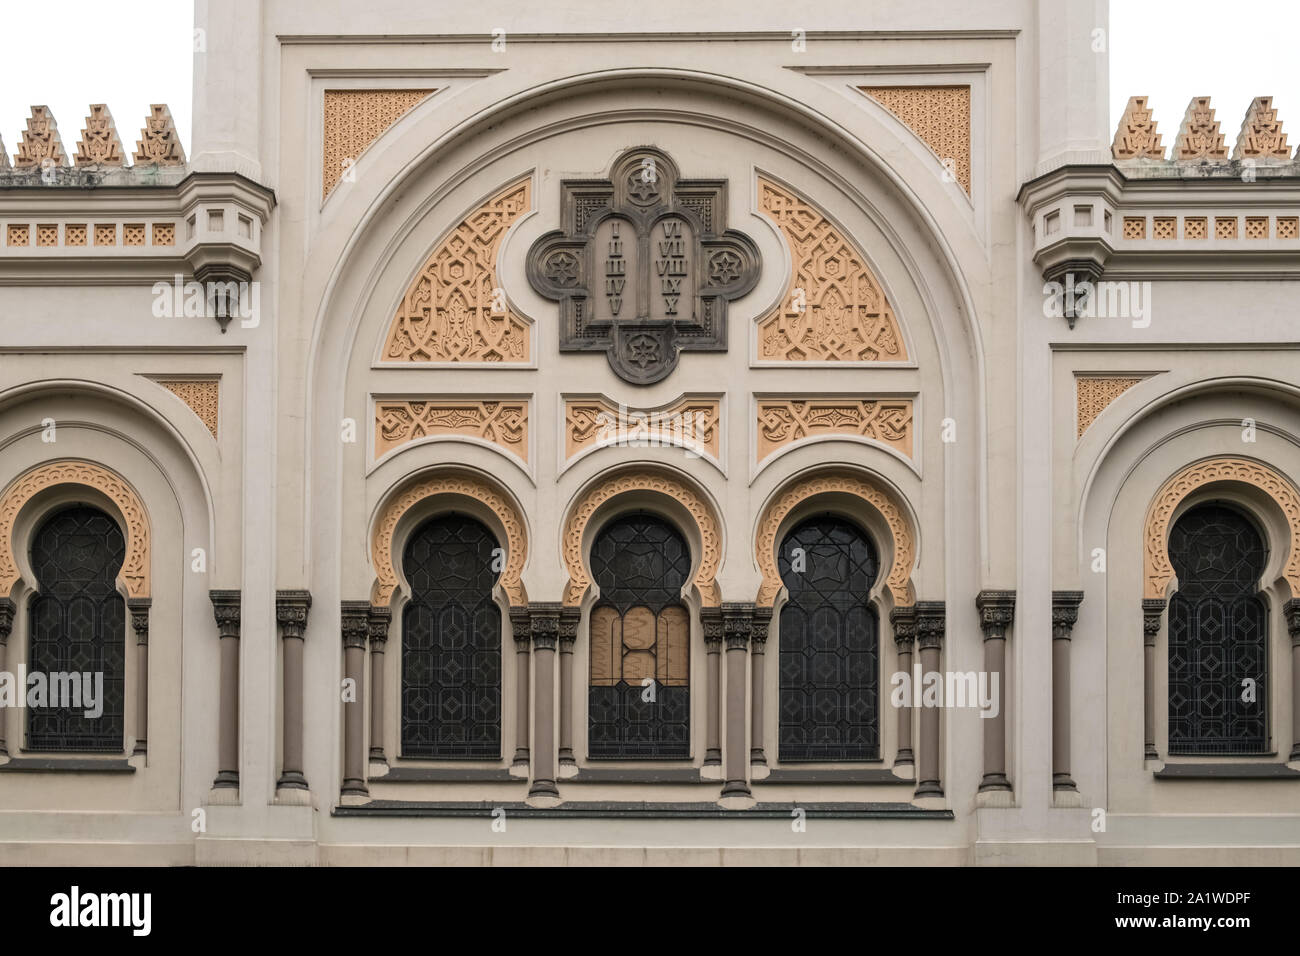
<box><xmin>1143</xmin><ymin>744</ymin><xmax>1159</xmax><ymax>761</ymax></box>
<box><xmin>978</xmin><ymin>772</ymin><xmax>1012</xmax><ymax>792</ymax></box>
<box><xmin>1052</xmin><ymin>788</ymin><xmax>1086</xmax><ymax>808</ymax></box>
<box><xmin>275</xmin><ymin>785</ymin><xmax>312</xmax><ymax>806</ymax></box>
<box><xmin>914</xmin><ymin>779</ymin><xmax>944</xmax><ymax>800</ymax></box>
<box><xmin>132</xmin><ymin>739</ymin><xmax>147</xmax><ymax>757</ymax></box>
<box><xmin>207</xmin><ymin>784</ymin><xmax>240</xmax><ymax>806</ymax></box>
<box><xmin>526</xmin><ymin>780</ymin><xmax>561</xmax><ymax>808</ymax></box>
<box><xmin>975</xmin><ymin>788</ymin><xmax>1015</xmax><ymax>808</ymax></box>
<box><xmin>750</xmin><ymin>762</ymin><xmax>770</xmax><ymax>781</ymax></box>
<box><xmin>277</xmin><ymin>770</ymin><xmax>309</xmax><ymax>791</ymax></box>
<box><xmin>1144</xmin><ymin>756</ymin><xmax>1165</xmax><ymax>773</ymax></box>
<box><xmin>338</xmin><ymin>791</ymin><xmax>370</xmax><ymax>807</ymax></box>
<box><xmin>559</xmin><ymin>759</ymin><xmax>579</xmax><ymax>779</ymax></box>
<box><xmin>368</xmin><ymin>759</ymin><xmax>391</xmax><ymax>778</ymax></box>
<box><xmin>509</xmin><ymin>751</ymin><xmax>530</xmax><ymax>779</ymax></box>
<box><xmin>891</xmin><ymin>761</ymin><xmax>914</xmax><ymax>780</ymax></box>
<box><xmin>341</xmin><ymin>779</ymin><xmax>369</xmax><ymax>804</ymax></box>
<box><xmin>128</xmin><ymin>751</ymin><xmax>147</xmax><ymax>771</ymax></box>
<box><xmin>1052</xmin><ymin>772</ymin><xmax>1077</xmax><ymax>791</ymax></box>
<box><xmin>700</xmin><ymin>760</ymin><xmax>722</xmax><ymax>781</ymax></box>
<box><xmin>718</xmin><ymin>784</ymin><xmax>755</xmax><ymax>811</ymax></box>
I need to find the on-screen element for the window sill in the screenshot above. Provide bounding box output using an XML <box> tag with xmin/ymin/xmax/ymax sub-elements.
<box><xmin>566</xmin><ymin>769</ymin><xmax>715</xmax><ymax>784</ymax></box>
<box><xmin>1153</xmin><ymin>763</ymin><xmax>1300</xmax><ymax>780</ymax></box>
<box><xmin>377</xmin><ymin>768</ymin><xmax>519</xmax><ymax>783</ymax></box>
<box><xmin>334</xmin><ymin>799</ymin><xmax>954</xmax><ymax>819</ymax></box>
<box><xmin>0</xmin><ymin>757</ymin><xmax>135</xmax><ymax>773</ymax></box>
<box><xmin>759</xmin><ymin>769</ymin><xmax>912</xmax><ymax>785</ymax></box>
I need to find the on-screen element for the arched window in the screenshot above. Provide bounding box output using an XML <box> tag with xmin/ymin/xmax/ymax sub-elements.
<box><xmin>401</xmin><ymin>514</ymin><xmax>502</xmax><ymax>759</ymax></box>
<box><xmin>27</xmin><ymin>505</ymin><xmax>126</xmax><ymax>752</ymax></box>
<box><xmin>777</xmin><ymin>516</ymin><xmax>879</xmax><ymax>761</ymax></box>
<box><xmin>1168</xmin><ymin>503</ymin><xmax>1269</xmax><ymax>754</ymax></box>
<box><xmin>588</xmin><ymin>513</ymin><xmax>691</xmax><ymax>759</ymax></box>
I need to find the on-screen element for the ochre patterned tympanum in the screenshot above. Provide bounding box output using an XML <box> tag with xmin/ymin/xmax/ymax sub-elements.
<box><xmin>755</xmin><ymin>178</ymin><xmax>907</xmax><ymax>363</ymax></box>
<box><xmin>0</xmin><ymin>460</ymin><xmax>151</xmax><ymax>599</ymax></box>
<box><xmin>565</xmin><ymin>396</ymin><xmax>720</xmax><ymax>462</ymax></box>
<box><xmin>382</xmin><ymin>179</ymin><xmax>531</xmax><ymax>364</ymax></box>
<box><xmin>757</xmin><ymin>398</ymin><xmax>913</xmax><ymax>461</ymax></box>
<box><xmin>374</xmin><ymin>399</ymin><xmax>528</xmax><ymax>461</ymax></box>
<box><xmin>562</xmin><ymin>470</ymin><xmax>721</xmax><ymax>607</ymax></box>
<box><xmin>322</xmin><ymin>89</ymin><xmax>434</xmax><ymax>198</ymax></box>
<box><xmin>371</xmin><ymin>472</ymin><xmax>528</xmax><ymax>608</ymax></box>
<box><xmin>755</xmin><ymin>472</ymin><xmax>914</xmax><ymax>608</ymax></box>
<box><xmin>1076</xmin><ymin>376</ymin><xmax>1143</xmax><ymax>437</ymax></box>
<box><xmin>1144</xmin><ymin>457</ymin><xmax>1300</xmax><ymax>599</ymax></box>
<box><xmin>860</xmin><ymin>86</ymin><xmax>971</xmax><ymax>194</ymax></box>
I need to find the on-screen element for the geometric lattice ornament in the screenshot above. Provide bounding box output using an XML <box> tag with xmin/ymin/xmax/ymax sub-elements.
<box><xmin>382</xmin><ymin>178</ymin><xmax>531</xmax><ymax>364</ymax></box>
<box><xmin>0</xmin><ymin>460</ymin><xmax>151</xmax><ymax>599</ymax></box>
<box><xmin>1111</xmin><ymin>96</ymin><xmax>1166</xmax><ymax>160</ymax></box>
<box><xmin>861</xmin><ymin>86</ymin><xmax>971</xmax><ymax>194</ymax></box>
<box><xmin>155</xmin><ymin>379</ymin><xmax>219</xmax><ymax>438</ymax></box>
<box><xmin>564</xmin><ymin>395</ymin><xmax>720</xmax><ymax>463</ymax></box>
<box><xmin>1144</xmin><ymin>457</ymin><xmax>1300</xmax><ymax>600</ymax></box>
<box><xmin>374</xmin><ymin>399</ymin><xmax>528</xmax><ymax>462</ymax></box>
<box><xmin>1076</xmin><ymin>375</ymin><xmax>1143</xmax><ymax>437</ymax></box>
<box><xmin>322</xmin><ymin>89</ymin><xmax>434</xmax><ymax>199</ymax></box>
<box><xmin>757</xmin><ymin>398</ymin><xmax>913</xmax><ymax>460</ymax></box>
<box><xmin>755</xmin><ymin>178</ymin><xmax>907</xmax><ymax>363</ymax></box>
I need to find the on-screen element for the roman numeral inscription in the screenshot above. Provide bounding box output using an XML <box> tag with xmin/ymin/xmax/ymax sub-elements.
<box><xmin>655</xmin><ymin>218</ymin><xmax>689</xmax><ymax>316</ymax></box>
<box><xmin>605</xmin><ymin>220</ymin><xmax>626</xmax><ymax>316</ymax></box>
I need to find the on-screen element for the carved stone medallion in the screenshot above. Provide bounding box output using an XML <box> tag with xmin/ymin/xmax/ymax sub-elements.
<box><xmin>527</xmin><ymin>147</ymin><xmax>760</xmax><ymax>385</ymax></box>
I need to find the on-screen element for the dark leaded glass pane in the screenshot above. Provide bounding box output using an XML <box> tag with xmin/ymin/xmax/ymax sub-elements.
<box><xmin>27</xmin><ymin>505</ymin><xmax>126</xmax><ymax>752</ymax></box>
<box><xmin>1168</xmin><ymin>504</ymin><xmax>1268</xmax><ymax>755</ymax></box>
<box><xmin>588</xmin><ymin>514</ymin><xmax>691</xmax><ymax>759</ymax></box>
<box><xmin>777</xmin><ymin>516</ymin><xmax>879</xmax><ymax>761</ymax></box>
<box><xmin>400</xmin><ymin>515</ymin><xmax>502</xmax><ymax>758</ymax></box>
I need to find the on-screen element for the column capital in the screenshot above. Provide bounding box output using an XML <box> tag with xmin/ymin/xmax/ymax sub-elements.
<box><xmin>701</xmin><ymin>605</ymin><xmax>724</xmax><ymax>647</ymax></box>
<box><xmin>1051</xmin><ymin>591</ymin><xmax>1084</xmax><ymax>640</ymax></box>
<box><xmin>1283</xmin><ymin>598</ymin><xmax>1300</xmax><ymax>645</ymax></box>
<box><xmin>127</xmin><ymin>597</ymin><xmax>151</xmax><ymax>646</ymax></box>
<box><xmin>0</xmin><ymin>596</ymin><xmax>12</xmax><ymax>644</ymax></box>
<box><xmin>1142</xmin><ymin>598</ymin><xmax>1166</xmax><ymax>647</ymax></box>
<box><xmin>889</xmin><ymin>604</ymin><xmax>917</xmax><ymax>648</ymax></box>
<box><xmin>509</xmin><ymin>605</ymin><xmax>531</xmax><ymax>646</ymax></box>
<box><xmin>721</xmin><ymin>602</ymin><xmax>753</xmax><ymax>650</ymax></box>
<box><xmin>341</xmin><ymin>600</ymin><xmax>369</xmax><ymax>649</ymax></box>
<box><xmin>276</xmin><ymin>589</ymin><xmax>312</xmax><ymax>639</ymax></box>
<box><xmin>976</xmin><ymin>590</ymin><xmax>1015</xmax><ymax>640</ymax></box>
<box><xmin>366</xmin><ymin>604</ymin><xmax>391</xmax><ymax>646</ymax></box>
<box><xmin>529</xmin><ymin>602</ymin><xmax>562</xmax><ymax>650</ymax></box>
<box><xmin>750</xmin><ymin>605</ymin><xmax>772</xmax><ymax>647</ymax></box>
<box><xmin>210</xmin><ymin>589</ymin><xmax>241</xmax><ymax>638</ymax></box>
<box><xmin>558</xmin><ymin>606</ymin><xmax>581</xmax><ymax>647</ymax></box>
<box><xmin>915</xmin><ymin>601</ymin><xmax>945</xmax><ymax>650</ymax></box>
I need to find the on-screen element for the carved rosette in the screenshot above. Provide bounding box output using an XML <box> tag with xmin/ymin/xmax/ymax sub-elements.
<box><xmin>755</xmin><ymin>178</ymin><xmax>907</xmax><ymax>364</ymax></box>
<box><xmin>1144</xmin><ymin>458</ymin><xmax>1300</xmax><ymax>599</ymax></box>
<box><xmin>371</xmin><ymin>472</ymin><xmax>528</xmax><ymax>608</ymax></box>
<box><xmin>527</xmin><ymin>147</ymin><xmax>760</xmax><ymax>385</ymax></box>
<box><xmin>757</xmin><ymin>398</ymin><xmax>913</xmax><ymax>461</ymax></box>
<box><xmin>374</xmin><ymin>399</ymin><xmax>528</xmax><ymax>462</ymax></box>
<box><xmin>0</xmin><ymin>460</ymin><xmax>151</xmax><ymax>599</ymax></box>
<box><xmin>755</xmin><ymin>472</ymin><xmax>914</xmax><ymax>608</ymax></box>
<box><xmin>383</xmin><ymin>179</ymin><xmax>532</xmax><ymax>364</ymax></box>
<box><xmin>562</xmin><ymin>469</ymin><xmax>722</xmax><ymax>607</ymax></box>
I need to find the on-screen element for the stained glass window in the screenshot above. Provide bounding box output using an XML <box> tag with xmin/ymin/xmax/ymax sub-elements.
<box><xmin>27</xmin><ymin>505</ymin><xmax>126</xmax><ymax>752</ymax></box>
<box><xmin>1168</xmin><ymin>504</ymin><xmax>1269</xmax><ymax>755</ymax></box>
<box><xmin>777</xmin><ymin>516</ymin><xmax>879</xmax><ymax>761</ymax></box>
<box><xmin>588</xmin><ymin>513</ymin><xmax>691</xmax><ymax>759</ymax></box>
<box><xmin>400</xmin><ymin>514</ymin><xmax>502</xmax><ymax>759</ymax></box>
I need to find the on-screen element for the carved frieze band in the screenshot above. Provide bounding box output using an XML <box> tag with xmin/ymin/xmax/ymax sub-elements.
<box><xmin>1144</xmin><ymin>457</ymin><xmax>1300</xmax><ymax>599</ymax></box>
<box><xmin>565</xmin><ymin>396</ymin><xmax>720</xmax><ymax>463</ymax></box>
<box><xmin>322</xmin><ymin>89</ymin><xmax>434</xmax><ymax>198</ymax></box>
<box><xmin>756</xmin><ymin>178</ymin><xmax>907</xmax><ymax>364</ymax></box>
<box><xmin>1076</xmin><ymin>375</ymin><xmax>1143</xmax><ymax>437</ymax></box>
<box><xmin>757</xmin><ymin>398</ymin><xmax>913</xmax><ymax>461</ymax></box>
<box><xmin>382</xmin><ymin>178</ymin><xmax>531</xmax><ymax>364</ymax></box>
<box><xmin>860</xmin><ymin>86</ymin><xmax>972</xmax><ymax>194</ymax></box>
<box><xmin>374</xmin><ymin>399</ymin><xmax>528</xmax><ymax>462</ymax></box>
<box><xmin>755</xmin><ymin>472</ymin><xmax>915</xmax><ymax>608</ymax></box>
<box><xmin>562</xmin><ymin>470</ymin><xmax>722</xmax><ymax>607</ymax></box>
<box><xmin>371</xmin><ymin>471</ymin><xmax>528</xmax><ymax>608</ymax></box>
<box><xmin>155</xmin><ymin>379</ymin><xmax>219</xmax><ymax>438</ymax></box>
<box><xmin>0</xmin><ymin>460</ymin><xmax>151</xmax><ymax>598</ymax></box>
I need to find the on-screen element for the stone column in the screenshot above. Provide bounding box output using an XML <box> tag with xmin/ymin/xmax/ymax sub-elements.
<box><xmin>1285</xmin><ymin>600</ymin><xmax>1300</xmax><ymax>763</ymax></box>
<box><xmin>976</xmin><ymin>591</ymin><xmax>1015</xmax><ymax>793</ymax></box>
<box><xmin>1141</xmin><ymin>599</ymin><xmax>1165</xmax><ymax>762</ymax></box>
<box><xmin>0</xmin><ymin>598</ymin><xmax>13</xmax><ymax>757</ymax></box>
<box><xmin>701</xmin><ymin>605</ymin><xmax>723</xmax><ymax>778</ymax></box>
<box><xmin>209</xmin><ymin>590</ymin><xmax>241</xmax><ymax>792</ymax></box>
<box><xmin>276</xmin><ymin>590</ymin><xmax>311</xmax><ymax>793</ymax></box>
<box><xmin>508</xmin><ymin>605</ymin><xmax>531</xmax><ymax>777</ymax></box>
<box><xmin>889</xmin><ymin>606</ymin><xmax>917</xmax><ymax>772</ymax></box>
<box><xmin>720</xmin><ymin>603</ymin><xmax>753</xmax><ymax>807</ymax></box>
<box><xmin>367</xmin><ymin>605</ymin><xmax>391</xmax><ymax>773</ymax></box>
<box><xmin>527</xmin><ymin>603</ymin><xmax>561</xmax><ymax>806</ymax></box>
<box><xmin>557</xmin><ymin>606</ymin><xmax>580</xmax><ymax>777</ymax></box>
<box><xmin>749</xmin><ymin>605</ymin><xmax>772</xmax><ymax>776</ymax></box>
<box><xmin>128</xmin><ymin>598</ymin><xmax>151</xmax><ymax>758</ymax></box>
<box><xmin>1051</xmin><ymin>591</ymin><xmax>1083</xmax><ymax>791</ymax></box>
<box><xmin>914</xmin><ymin>601</ymin><xmax>946</xmax><ymax>799</ymax></box>
<box><xmin>340</xmin><ymin>601</ymin><xmax>369</xmax><ymax>800</ymax></box>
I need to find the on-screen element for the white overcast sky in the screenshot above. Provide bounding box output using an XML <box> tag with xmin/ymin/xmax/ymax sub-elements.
<box><xmin>0</xmin><ymin>2</ymin><xmax>1296</xmax><ymax>161</ymax></box>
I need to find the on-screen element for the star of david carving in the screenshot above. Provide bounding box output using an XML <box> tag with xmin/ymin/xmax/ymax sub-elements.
<box><xmin>526</xmin><ymin>147</ymin><xmax>761</xmax><ymax>385</ymax></box>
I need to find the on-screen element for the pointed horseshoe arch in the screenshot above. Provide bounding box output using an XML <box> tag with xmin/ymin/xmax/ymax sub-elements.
<box><xmin>371</xmin><ymin>471</ymin><xmax>529</xmax><ymax>608</ymax></box>
<box><xmin>1143</xmin><ymin>456</ymin><xmax>1300</xmax><ymax>600</ymax></box>
<box><xmin>0</xmin><ymin>460</ymin><xmax>151</xmax><ymax>599</ymax></box>
<box><xmin>755</xmin><ymin>471</ymin><xmax>915</xmax><ymax>608</ymax></box>
<box><xmin>562</xmin><ymin>469</ymin><xmax>722</xmax><ymax>607</ymax></box>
